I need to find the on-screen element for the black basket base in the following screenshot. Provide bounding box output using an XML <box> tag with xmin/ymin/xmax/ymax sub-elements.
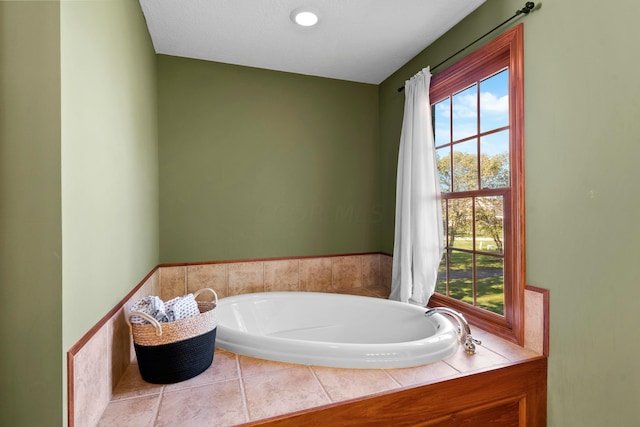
<box><xmin>134</xmin><ymin>328</ymin><xmax>216</xmax><ymax>384</ymax></box>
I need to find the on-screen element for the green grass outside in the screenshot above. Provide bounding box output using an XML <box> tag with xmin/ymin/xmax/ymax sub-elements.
<box><xmin>436</xmin><ymin>239</ymin><xmax>505</xmax><ymax>315</ymax></box>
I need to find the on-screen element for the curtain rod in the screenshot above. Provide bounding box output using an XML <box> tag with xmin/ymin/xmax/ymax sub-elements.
<box><xmin>397</xmin><ymin>1</ymin><xmax>538</xmax><ymax>93</ymax></box>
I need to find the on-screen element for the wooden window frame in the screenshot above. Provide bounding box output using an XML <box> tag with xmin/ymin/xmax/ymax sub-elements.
<box><xmin>428</xmin><ymin>24</ymin><xmax>525</xmax><ymax>344</ymax></box>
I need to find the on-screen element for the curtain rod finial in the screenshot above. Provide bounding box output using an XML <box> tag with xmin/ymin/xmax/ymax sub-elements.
<box><xmin>518</xmin><ymin>2</ymin><xmax>536</xmax><ymax>15</ymax></box>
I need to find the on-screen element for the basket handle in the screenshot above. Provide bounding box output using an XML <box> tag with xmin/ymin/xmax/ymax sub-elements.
<box><xmin>127</xmin><ymin>311</ymin><xmax>163</xmax><ymax>336</ymax></box>
<box><xmin>194</xmin><ymin>287</ymin><xmax>218</xmax><ymax>304</ymax></box>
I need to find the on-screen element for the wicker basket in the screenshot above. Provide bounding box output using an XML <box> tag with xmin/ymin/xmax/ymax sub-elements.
<box><xmin>127</xmin><ymin>288</ymin><xmax>218</xmax><ymax>384</ymax></box>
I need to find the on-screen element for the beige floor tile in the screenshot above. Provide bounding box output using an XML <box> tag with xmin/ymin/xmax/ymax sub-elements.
<box><xmin>155</xmin><ymin>380</ymin><xmax>247</xmax><ymax>427</ymax></box>
<box><xmin>164</xmin><ymin>349</ymin><xmax>239</xmax><ymax>391</ymax></box>
<box><xmin>243</xmin><ymin>366</ymin><xmax>330</xmax><ymax>421</ymax></box>
<box><xmin>443</xmin><ymin>345</ymin><xmax>510</xmax><ymax>373</ymax></box>
<box><xmin>472</xmin><ymin>327</ymin><xmax>539</xmax><ymax>361</ymax></box>
<box><xmin>311</xmin><ymin>366</ymin><xmax>399</xmax><ymax>401</ymax></box>
<box><xmin>112</xmin><ymin>364</ymin><xmax>163</xmax><ymax>401</ymax></box>
<box><xmin>98</xmin><ymin>394</ymin><xmax>159</xmax><ymax>427</ymax></box>
<box><xmin>385</xmin><ymin>361</ymin><xmax>460</xmax><ymax>387</ymax></box>
<box><xmin>238</xmin><ymin>354</ymin><xmax>297</xmax><ymax>377</ymax></box>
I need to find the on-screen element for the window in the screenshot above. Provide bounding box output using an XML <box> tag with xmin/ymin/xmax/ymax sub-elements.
<box><xmin>429</xmin><ymin>25</ymin><xmax>525</xmax><ymax>343</ymax></box>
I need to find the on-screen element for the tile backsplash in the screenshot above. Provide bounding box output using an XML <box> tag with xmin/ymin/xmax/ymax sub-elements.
<box><xmin>68</xmin><ymin>269</ymin><xmax>160</xmax><ymax>427</ymax></box>
<box><xmin>160</xmin><ymin>253</ymin><xmax>391</xmax><ymax>301</ymax></box>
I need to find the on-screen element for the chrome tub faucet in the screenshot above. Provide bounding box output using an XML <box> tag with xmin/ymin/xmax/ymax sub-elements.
<box><xmin>425</xmin><ymin>307</ymin><xmax>482</xmax><ymax>355</ymax></box>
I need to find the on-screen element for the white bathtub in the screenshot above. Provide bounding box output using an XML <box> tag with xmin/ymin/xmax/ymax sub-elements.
<box><xmin>216</xmin><ymin>292</ymin><xmax>459</xmax><ymax>369</ymax></box>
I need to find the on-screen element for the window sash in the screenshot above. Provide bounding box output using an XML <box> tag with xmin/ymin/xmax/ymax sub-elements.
<box><xmin>428</xmin><ymin>24</ymin><xmax>525</xmax><ymax>344</ymax></box>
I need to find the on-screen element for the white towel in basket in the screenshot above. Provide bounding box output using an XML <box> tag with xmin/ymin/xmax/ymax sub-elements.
<box><xmin>164</xmin><ymin>293</ymin><xmax>200</xmax><ymax>322</ymax></box>
<box><xmin>129</xmin><ymin>296</ymin><xmax>168</xmax><ymax>324</ymax></box>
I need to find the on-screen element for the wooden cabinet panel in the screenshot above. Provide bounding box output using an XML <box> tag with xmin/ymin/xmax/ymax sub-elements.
<box><xmin>415</xmin><ymin>397</ymin><xmax>523</xmax><ymax>427</ymax></box>
<box><xmin>252</xmin><ymin>357</ymin><xmax>547</xmax><ymax>427</ymax></box>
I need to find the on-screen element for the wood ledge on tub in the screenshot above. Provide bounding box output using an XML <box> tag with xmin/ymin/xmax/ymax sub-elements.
<box><xmin>246</xmin><ymin>357</ymin><xmax>547</xmax><ymax>427</ymax></box>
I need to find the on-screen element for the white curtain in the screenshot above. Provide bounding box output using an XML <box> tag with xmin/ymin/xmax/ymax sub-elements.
<box><xmin>390</xmin><ymin>67</ymin><xmax>444</xmax><ymax>306</ymax></box>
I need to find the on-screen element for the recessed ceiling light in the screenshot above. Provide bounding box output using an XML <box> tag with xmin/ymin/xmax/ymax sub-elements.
<box><xmin>291</xmin><ymin>9</ymin><xmax>319</xmax><ymax>27</ymax></box>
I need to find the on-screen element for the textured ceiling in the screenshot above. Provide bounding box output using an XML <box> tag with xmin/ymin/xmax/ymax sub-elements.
<box><xmin>139</xmin><ymin>0</ymin><xmax>486</xmax><ymax>84</ymax></box>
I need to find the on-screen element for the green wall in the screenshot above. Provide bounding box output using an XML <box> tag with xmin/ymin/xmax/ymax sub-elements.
<box><xmin>60</xmin><ymin>0</ymin><xmax>159</xmax><ymax>423</ymax></box>
<box><xmin>1</xmin><ymin>0</ymin><xmax>158</xmax><ymax>424</ymax></box>
<box><xmin>158</xmin><ymin>56</ymin><xmax>380</xmax><ymax>263</ymax></box>
<box><xmin>0</xmin><ymin>2</ymin><xmax>62</xmax><ymax>425</ymax></box>
<box><xmin>60</xmin><ymin>0</ymin><xmax>158</xmax><ymax>354</ymax></box>
<box><xmin>380</xmin><ymin>0</ymin><xmax>640</xmax><ymax>425</ymax></box>
<box><xmin>4</xmin><ymin>0</ymin><xmax>639</xmax><ymax>424</ymax></box>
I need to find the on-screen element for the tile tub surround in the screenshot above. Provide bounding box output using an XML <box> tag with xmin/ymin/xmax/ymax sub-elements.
<box><xmin>67</xmin><ymin>253</ymin><xmax>390</xmax><ymax>427</ymax></box>
<box><xmin>67</xmin><ymin>269</ymin><xmax>161</xmax><ymax>427</ymax></box>
<box><xmin>98</xmin><ymin>328</ymin><xmax>543</xmax><ymax>426</ymax></box>
<box><xmin>68</xmin><ymin>253</ymin><xmax>547</xmax><ymax>426</ymax></box>
<box><xmin>158</xmin><ymin>253</ymin><xmax>392</xmax><ymax>301</ymax></box>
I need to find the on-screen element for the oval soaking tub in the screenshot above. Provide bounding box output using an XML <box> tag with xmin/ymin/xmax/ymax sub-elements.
<box><xmin>216</xmin><ymin>292</ymin><xmax>459</xmax><ymax>369</ymax></box>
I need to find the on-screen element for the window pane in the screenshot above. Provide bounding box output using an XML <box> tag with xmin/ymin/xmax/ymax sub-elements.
<box><xmin>480</xmin><ymin>69</ymin><xmax>509</xmax><ymax>133</ymax></box>
<box><xmin>433</xmin><ymin>98</ymin><xmax>451</xmax><ymax>146</ymax></box>
<box><xmin>436</xmin><ymin>147</ymin><xmax>451</xmax><ymax>192</ymax></box>
<box><xmin>475</xmin><ymin>196</ymin><xmax>504</xmax><ymax>254</ymax></box>
<box><xmin>476</xmin><ymin>255</ymin><xmax>504</xmax><ymax>315</ymax></box>
<box><xmin>453</xmin><ymin>140</ymin><xmax>478</xmax><ymax>191</ymax></box>
<box><xmin>449</xmin><ymin>250</ymin><xmax>473</xmax><ymax>305</ymax></box>
<box><xmin>436</xmin><ymin>251</ymin><xmax>448</xmax><ymax>295</ymax></box>
<box><xmin>452</xmin><ymin>84</ymin><xmax>478</xmax><ymax>141</ymax></box>
<box><xmin>441</xmin><ymin>199</ymin><xmax>448</xmax><ymax>247</ymax></box>
<box><xmin>448</xmin><ymin>198</ymin><xmax>472</xmax><ymax>248</ymax></box>
<box><xmin>480</xmin><ymin>130</ymin><xmax>510</xmax><ymax>189</ymax></box>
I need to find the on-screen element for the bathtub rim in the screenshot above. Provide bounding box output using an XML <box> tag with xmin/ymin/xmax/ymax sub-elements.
<box><xmin>215</xmin><ymin>291</ymin><xmax>460</xmax><ymax>369</ymax></box>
